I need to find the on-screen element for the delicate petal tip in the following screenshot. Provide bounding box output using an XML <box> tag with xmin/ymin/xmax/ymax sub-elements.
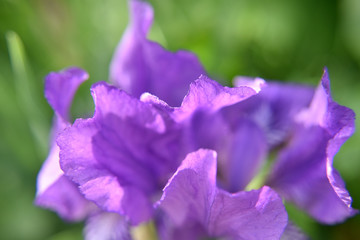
<box><xmin>109</xmin><ymin>0</ymin><xmax>154</xmax><ymax>90</ymax></box>
<box><xmin>233</xmin><ymin>76</ymin><xmax>267</xmax><ymax>93</ymax></box>
<box><xmin>160</xmin><ymin>148</ymin><xmax>218</xmax><ymax>200</ymax></box>
<box><xmin>90</xmin><ymin>81</ymin><xmax>141</xmax><ymax>118</ymax></box>
<box><xmin>45</xmin><ymin>67</ymin><xmax>88</xmax><ymax>121</ymax></box>
<box><xmin>157</xmin><ymin>149</ymin><xmax>218</xmax><ymax>226</ymax></box>
<box><xmin>90</xmin><ymin>81</ymin><xmax>118</xmax><ymax>117</ymax></box>
<box><xmin>176</xmin><ymin>75</ymin><xmax>257</xmax><ymax>120</ymax></box>
<box><xmin>296</xmin><ymin>67</ymin><xmax>355</xmax><ymax>139</ymax></box>
<box><xmin>129</xmin><ymin>0</ymin><xmax>154</xmax><ymax>35</ymax></box>
<box><xmin>110</xmin><ymin>0</ymin><xmax>206</xmax><ymax>106</ymax></box>
<box><xmin>295</xmin><ymin>68</ymin><xmax>333</xmax><ymax>127</ymax></box>
<box><xmin>140</xmin><ymin>92</ymin><xmax>175</xmax><ymax>115</ymax></box>
<box><xmin>140</xmin><ymin>92</ymin><xmax>171</xmax><ymax>108</ymax></box>
<box><xmin>175</xmin><ymin>148</ymin><xmax>217</xmax><ymax>176</ymax></box>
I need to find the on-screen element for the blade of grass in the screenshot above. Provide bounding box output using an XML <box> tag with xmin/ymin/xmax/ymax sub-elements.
<box><xmin>6</xmin><ymin>31</ymin><xmax>49</xmax><ymax>157</ymax></box>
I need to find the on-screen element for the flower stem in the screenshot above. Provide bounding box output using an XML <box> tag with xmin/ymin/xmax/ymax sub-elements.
<box><xmin>245</xmin><ymin>152</ymin><xmax>276</xmax><ymax>191</ymax></box>
<box><xmin>130</xmin><ymin>221</ymin><xmax>158</xmax><ymax>240</ymax></box>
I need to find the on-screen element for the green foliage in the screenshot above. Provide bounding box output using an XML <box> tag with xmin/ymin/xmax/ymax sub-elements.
<box><xmin>0</xmin><ymin>0</ymin><xmax>359</xmax><ymax>239</ymax></box>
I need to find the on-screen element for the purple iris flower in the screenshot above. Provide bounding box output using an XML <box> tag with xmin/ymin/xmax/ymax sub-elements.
<box><xmin>57</xmin><ymin>78</ymin><xmax>288</xmax><ymax>239</ymax></box>
<box><xmin>36</xmin><ymin>0</ymin><xmax>357</xmax><ymax>239</ymax></box>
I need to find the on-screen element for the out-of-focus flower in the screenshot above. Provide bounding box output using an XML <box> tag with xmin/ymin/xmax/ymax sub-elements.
<box><xmin>110</xmin><ymin>0</ymin><xmax>206</xmax><ymax>107</ymax></box>
<box><xmin>35</xmin><ymin>67</ymin><xmax>91</xmax><ymax>221</ymax></box>
<box><xmin>36</xmin><ymin>0</ymin><xmax>357</xmax><ymax>239</ymax></box>
<box><xmin>35</xmin><ymin>68</ymin><xmax>132</xmax><ymax>240</ymax></box>
<box><xmin>171</xmin><ymin>75</ymin><xmax>314</xmax><ymax>193</ymax></box>
<box><xmin>172</xmin><ymin>68</ymin><xmax>357</xmax><ymax>225</ymax></box>
<box><xmin>267</xmin><ymin>69</ymin><xmax>358</xmax><ymax>224</ymax></box>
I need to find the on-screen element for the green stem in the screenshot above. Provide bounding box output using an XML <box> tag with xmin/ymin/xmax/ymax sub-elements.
<box><xmin>130</xmin><ymin>221</ymin><xmax>158</xmax><ymax>240</ymax></box>
<box><xmin>245</xmin><ymin>152</ymin><xmax>277</xmax><ymax>191</ymax></box>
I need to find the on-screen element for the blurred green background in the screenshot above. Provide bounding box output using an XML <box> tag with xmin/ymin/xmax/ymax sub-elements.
<box><xmin>0</xmin><ymin>0</ymin><xmax>359</xmax><ymax>239</ymax></box>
